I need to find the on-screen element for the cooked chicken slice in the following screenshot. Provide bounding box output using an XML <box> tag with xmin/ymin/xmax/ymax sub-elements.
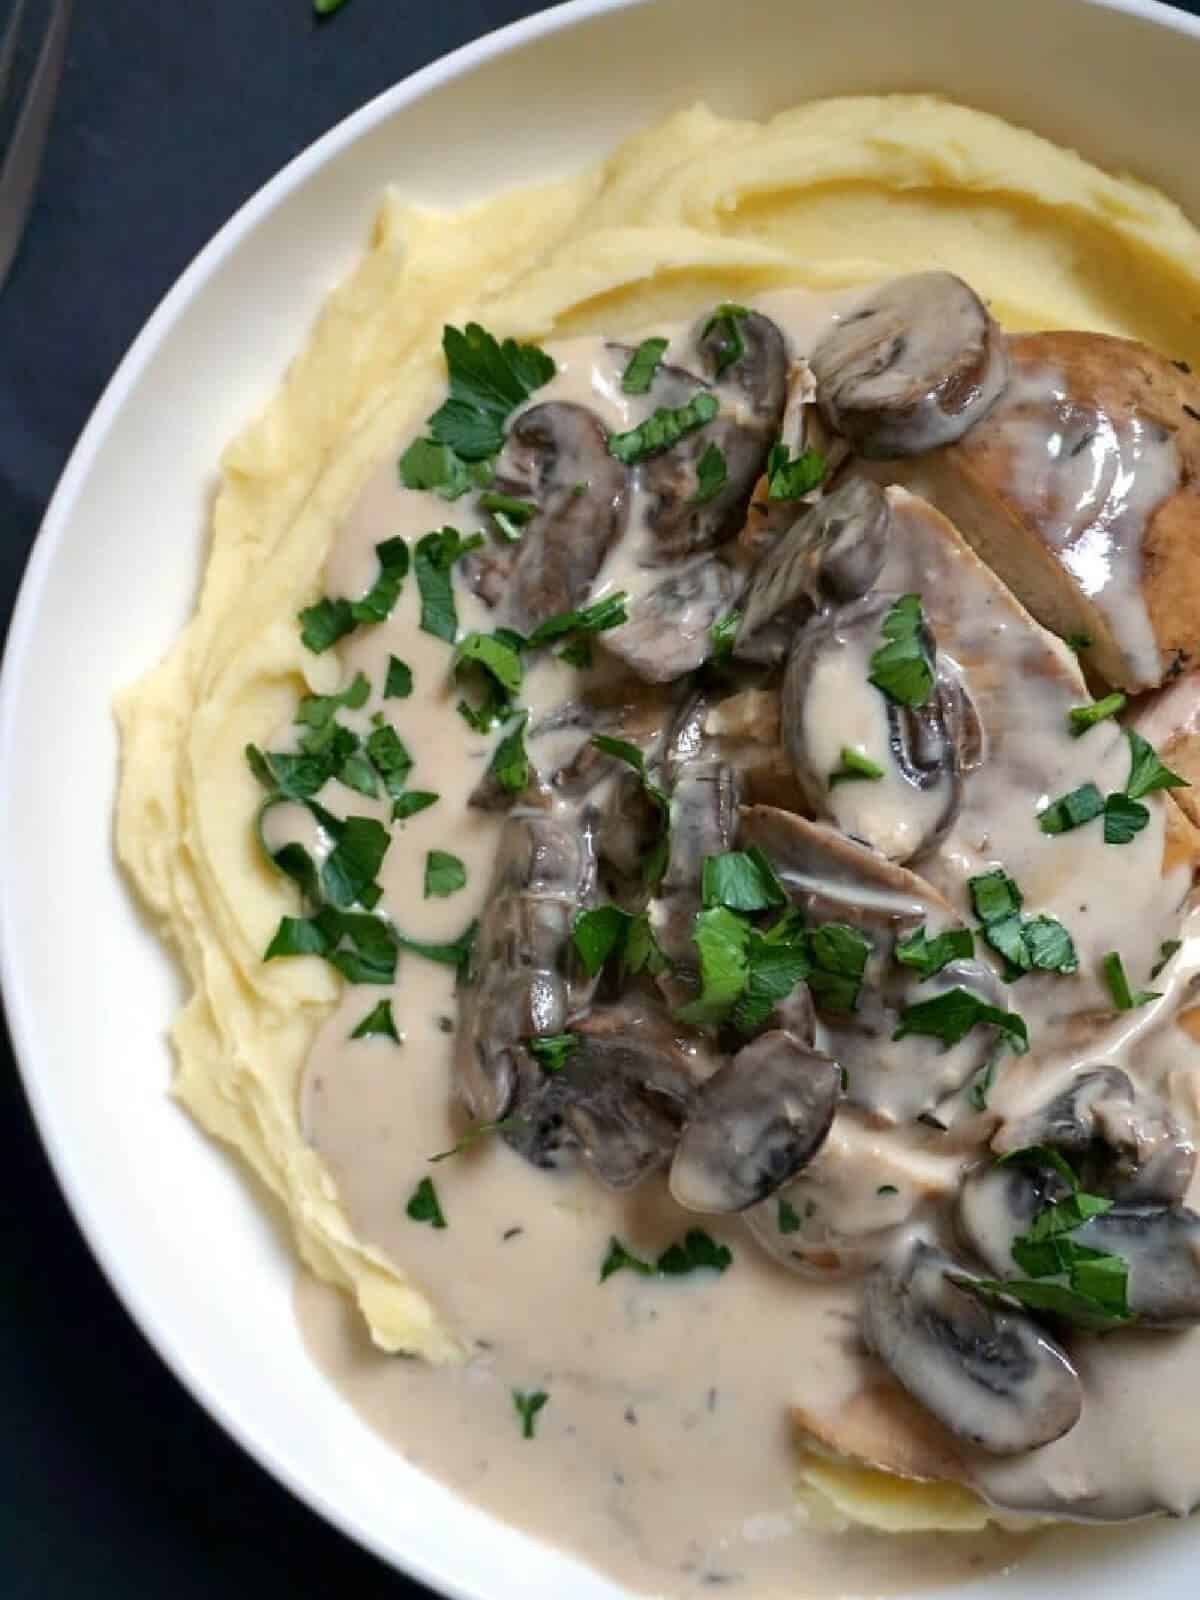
<box><xmin>885</xmin><ymin>332</ymin><xmax>1200</xmax><ymax>691</ymax></box>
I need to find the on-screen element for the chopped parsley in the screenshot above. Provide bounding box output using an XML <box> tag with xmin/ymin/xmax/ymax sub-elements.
<box><xmin>692</xmin><ymin>443</ymin><xmax>728</xmax><ymax>504</ymax></box>
<box><xmin>600</xmin><ymin>1229</ymin><xmax>733</xmax><ymax>1283</ymax></box>
<box><xmin>590</xmin><ymin>734</ymin><xmax>670</xmax><ymax>883</ymax></box>
<box><xmin>479</xmin><ymin>490</ymin><xmax>538</xmax><ymax>543</ymax></box>
<box><xmin>1151</xmin><ymin>939</ymin><xmax>1183</xmax><ymax>979</ymax></box>
<box><xmin>393</xmin><ymin>920</ymin><xmax>478</xmax><ymax>973</ymax></box>
<box><xmin>526</xmin><ymin>592</ymin><xmax>628</xmax><ymax>647</ymax></box>
<box><xmin>701</xmin><ymin>848</ymin><xmax>787</xmax><ymax>913</ymax></box>
<box><xmin>427</xmin><ymin>323</ymin><xmax>556</xmax><ymax>462</ymax></box>
<box><xmin>608</xmin><ymin>391</ymin><xmax>719</xmax><ymax>465</ymax></box>
<box><xmin>1068</xmin><ymin>693</ymin><xmax>1127</xmax><ymax>736</ymax></box>
<box><xmin>700</xmin><ymin>303</ymin><xmax>750</xmax><ymax>375</ymax></box>
<box><xmin>264</xmin><ymin>906</ymin><xmax>400</xmax><ymax>985</ymax></box>
<box><xmin>708</xmin><ymin>609</ymin><xmax>740</xmax><ymax>662</ymax></box>
<box><xmin>406</xmin><ymin>1177</ymin><xmax>447</xmax><ymax>1230</ymax></box>
<box><xmin>895</xmin><ymin>925</ymin><xmax>975</xmax><ymax>980</ymax></box>
<box><xmin>776</xmin><ymin>1197</ymin><xmax>802</xmax><ymax>1235</ymax></box>
<box><xmin>573</xmin><ymin>905</ymin><xmax>638</xmax><ymax>979</ymax></box>
<box><xmin>424</xmin><ymin>850</ymin><xmax>466</xmax><ymax>899</ymax></box>
<box><xmin>673</xmin><ymin>907</ymin><xmax>751</xmax><ymax>1025</ymax></box>
<box><xmin>392</xmin><ymin>790</ymin><xmax>439</xmax><ymax>821</ymax></box>
<box><xmin>527</xmin><ymin>1034</ymin><xmax>578</xmax><ymax>1072</ymax></box>
<box><xmin>428</xmin><ymin>1116</ymin><xmax>514</xmax><ymax>1163</ymax></box>
<box><xmin>316</xmin><ymin>813</ymin><xmax>389</xmax><ymax>910</ymax></box>
<box><xmin>828</xmin><ymin>747</ymin><xmax>885</xmax><ymax>787</ymax></box>
<box><xmin>1037</xmin><ymin>781</ymin><xmax>1105</xmax><ymax>835</ymax></box>
<box><xmin>868</xmin><ymin>594</ymin><xmax>933</xmax><ymax>709</ymax></box>
<box><xmin>968</xmin><ymin>868</ymin><xmax>1078</xmax><ymax>976</ymax></box>
<box><xmin>489</xmin><ymin>710</ymin><xmax>530</xmax><ymax>794</ymax></box>
<box><xmin>1125</xmin><ymin>728</ymin><xmax>1189</xmax><ymax>801</ymax></box>
<box><xmin>765</xmin><ymin>442</ymin><xmax>826</xmax><ymax>501</ymax></box>
<box><xmin>892</xmin><ymin>988</ymin><xmax>1028</xmax><ymax>1054</ymax></box>
<box><xmin>620</xmin><ymin>336</ymin><xmax>669</xmax><ymax>395</ymax></box>
<box><xmin>1103</xmin><ymin>791</ymin><xmax>1150</xmax><ymax>845</ymax></box>
<box><xmin>350</xmin><ymin>999</ymin><xmax>400</xmax><ymax>1042</ymax></box>
<box><xmin>512</xmin><ymin>1389</ymin><xmax>549</xmax><ymax>1439</ymax></box>
<box><xmin>398</xmin><ymin>437</ymin><xmax>471</xmax><ymax>500</ymax></box>
<box><xmin>1101</xmin><ymin>950</ymin><xmax>1160</xmax><ymax>1012</ymax></box>
<box><xmin>1064</xmin><ymin>632</ymin><xmax>1094</xmax><ymax>654</ymax></box>
<box><xmin>384</xmin><ymin>656</ymin><xmax>413</xmax><ymax>699</ymax></box>
<box><xmin>454</xmin><ymin>629</ymin><xmax>524</xmax><ymax>708</ymax></box>
<box><xmin>297</xmin><ymin>535</ymin><xmax>409</xmax><ymax>652</ymax></box>
<box><xmin>413</xmin><ymin>527</ymin><xmax>483</xmax><ymax>643</ymax></box>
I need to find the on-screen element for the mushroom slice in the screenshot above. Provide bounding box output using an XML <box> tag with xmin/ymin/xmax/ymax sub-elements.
<box><xmin>811</xmin><ymin>273</ymin><xmax>1010</xmax><ymax>457</ymax></box>
<box><xmin>734</xmin><ymin>478</ymin><xmax>890</xmax><ymax>663</ymax></box>
<box><xmin>652</xmin><ymin>761</ymin><xmax>740</xmax><ymax>971</ymax></box>
<box><xmin>641</xmin><ymin>311</ymin><xmax>788</xmax><ymax>563</ymax></box>
<box><xmin>780</xmin><ymin>591</ymin><xmax>967</xmax><ymax>863</ymax></box>
<box><xmin>498</xmin><ymin>402</ymin><xmax>630</xmax><ymax>631</ymax></box>
<box><xmin>738</xmin><ymin>808</ymin><xmax>1009</xmax><ymax>1123</ymax></box>
<box><xmin>670</xmin><ymin>1032</ymin><xmax>841</xmax><ymax>1213</ymax></box>
<box><xmin>1071</xmin><ymin>1206</ymin><xmax>1200</xmax><ymax>1327</ymax></box>
<box><xmin>601</xmin><ymin>556</ymin><xmax>742</xmax><ymax>684</ymax></box>
<box><xmin>862</xmin><ymin>1241</ymin><xmax>1082</xmax><ymax>1455</ymax></box>
<box><xmin>454</xmin><ymin>808</ymin><xmax>596</xmax><ymax>1122</ymax></box>
<box><xmin>992</xmin><ymin>1066</ymin><xmax>1196</xmax><ymax>1205</ymax></box>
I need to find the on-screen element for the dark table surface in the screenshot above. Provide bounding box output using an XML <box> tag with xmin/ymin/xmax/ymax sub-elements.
<box><xmin>5</xmin><ymin>1</ymin><xmax>1200</xmax><ymax>1595</ymax></box>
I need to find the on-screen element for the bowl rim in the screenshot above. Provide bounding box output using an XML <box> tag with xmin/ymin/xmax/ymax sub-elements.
<box><xmin>4</xmin><ymin>0</ymin><xmax>1200</xmax><ymax>1592</ymax></box>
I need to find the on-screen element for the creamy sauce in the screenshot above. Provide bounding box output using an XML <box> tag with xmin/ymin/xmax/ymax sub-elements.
<box><xmin>268</xmin><ymin>287</ymin><xmax>1200</xmax><ymax>1594</ymax></box>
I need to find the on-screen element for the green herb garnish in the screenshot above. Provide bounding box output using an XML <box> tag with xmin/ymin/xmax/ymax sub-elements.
<box><xmin>620</xmin><ymin>336</ymin><xmax>669</xmax><ymax>395</ymax></box>
<box><xmin>1038</xmin><ymin>781</ymin><xmax>1105</xmax><ymax>835</ymax></box>
<box><xmin>479</xmin><ymin>490</ymin><xmax>538</xmax><ymax>543</ymax></box>
<box><xmin>1125</xmin><ymin>729</ymin><xmax>1189</xmax><ymax>801</ymax></box>
<box><xmin>1064</xmin><ymin>632</ymin><xmax>1094</xmax><ymax>654</ymax></box>
<box><xmin>600</xmin><ymin>1229</ymin><xmax>732</xmax><ymax>1282</ymax></box>
<box><xmin>1103</xmin><ymin>791</ymin><xmax>1150</xmax><ymax>845</ymax></box>
<box><xmin>398</xmin><ymin>437</ymin><xmax>471</xmax><ymax>500</ymax></box>
<box><xmin>351</xmin><ymin>1000</ymin><xmax>400</xmax><ymax>1042</ymax></box>
<box><xmin>414</xmin><ymin>527</ymin><xmax>482</xmax><ymax>643</ymax></box>
<box><xmin>673</xmin><ymin>906</ymin><xmax>752</xmax><ymax>1025</ymax></box>
<box><xmin>392</xmin><ymin>790</ymin><xmax>439</xmax><ymax>821</ymax></box>
<box><xmin>968</xmin><ymin>868</ymin><xmax>1078</xmax><ymax>976</ymax></box>
<box><xmin>527</xmin><ymin>592</ymin><xmax>628</xmax><ymax>647</ymax></box>
<box><xmin>384</xmin><ymin>656</ymin><xmax>413</xmax><ymax>699</ymax></box>
<box><xmin>893</xmin><ymin>988</ymin><xmax>1028</xmax><ymax>1053</ymax></box>
<box><xmin>692</xmin><ymin>443</ymin><xmax>728</xmax><ymax>505</ymax></box>
<box><xmin>424</xmin><ymin>850</ymin><xmax>466</xmax><ymax>899</ymax></box>
<box><xmin>828</xmin><ymin>747</ymin><xmax>885</xmax><ymax>787</ymax></box>
<box><xmin>701</xmin><ymin>303</ymin><xmax>750</xmax><ymax>375</ymax></box>
<box><xmin>512</xmin><ymin>1389</ymin><xmax>549</xmax><ymax>1439</ymax></box>
<box><xmin>608</xmin><ymin>391</ymin><xmax>719</xmax><ymax>465</ymax></box>
<box><xmin>776</xmin><ymin>1197</ymin><xmax>802</xmax><ymax>1235</ymax></box>
<box><xmin>1151</xmin><ymin>939</ymin><xmax>1183</xmax><ymax>979</ymax></box>
<box><xmin>1068</xmin><ymin>693</ymin><xmax>1127</xmax><ymax>736</ymax></box>
<box><xmin>573</xmin><ymin>905</ymin><xmax>637</xmax><ymax>979</ymax></box>
<box><xmin>489</xmin><ymin>710</ymin><xmax>530</xmax><ymax>794</ymax></box>
<box><xmin>527</xmin><ymin>1034</ymin><xmax>577</xmax><ymax>1072</ymax></box>
<box><xmin>868</xmin><ymin>593</ymin><xmax>933</xmax><ymax>709</ymax></box>
<box><xmin>406</xmin><ymin>1177</ymin><xmax>447</xmax><ymax>1230</ymax></box>
<box><xmin>765</xmin><ymin>442</ymin><xmax>826</xmax><ymax>501</ymax></box>
<box><xmin>701</xmin><ymin>848</ymin><xmax>787</xmax><ymax>913</ymax></box>
<box><xmin>895</xmin><ymin>925</ymin><xmax>975</xmax><ymax>980</ymax></box>
<box><xmin>708</xmin><ymin>609</ymin><xmax>740</xmax><ymax>662</ymax></box>
<box><xmin>427</xmin><ymin>323</ymin><xmax>555</xmax><ymax>462</ymax></box>
<box><xmin>1101</xmin><ymin>950</ymin><xmax>1160</xmax><ymax>1012</ymax></box>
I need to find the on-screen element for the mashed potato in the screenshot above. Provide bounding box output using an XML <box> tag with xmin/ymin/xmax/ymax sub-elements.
<box><xmin>116</xmin><ymin>92</ymin><xmax>1200</xmax><ymax>1520</ymax></box>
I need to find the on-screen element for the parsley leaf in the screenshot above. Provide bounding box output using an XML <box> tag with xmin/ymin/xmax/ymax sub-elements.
<box><xmin>414</xmin><ymin>527</ymin><xmax>482</xmax><ymax>643</ymax></box>
<box><xmin>1064</xmin><ymin>632</ymin><xmax>1094</xmax><ymax>654</ymax></box>
<box><xmin>599</xmin><ymin>1237</ymin><xmax>654</xmax><ymax>1282</ymax></box>
<box><xmin>692</xmin><ymin>443</ymin><xmax>728</xmax><ymax>504</ymax></box>
<box><xmin>895</xmin><ymin>925</ymin><xmax>975</xmax><ymax>980</ymax></box>
<box><xmin>479</xmin><ymin>490</ymin><xmax>537</xmax><ymax>543</ymax></box>
<box><xmin>490</xmin><ymin>710</ymin><xmax>530</xmax><ymax>793</ymax></box>
<box><xmin>868</xmin><ymin>593</ymin><xmax>933</xmax><ymax>709</ymax></box>
<box><xmin>673</xmin><ymin>907</ymin><xmax>751</xmax><ymax>1024</ymax></box>
<box><xmin>777</xmin><ymin>1197</ymin><xmax>802</xmax><ymax>1235</ymax></box>
<box><xmin>1038</xmin><ymin>781</ymin><xmax>1105</xmax><ymax>834</ymax></box>
<box><xmin>828</xmin><ymin>747</ymin><xmax>885</xmax><ymax>786</ymax></box>
<box><xmin>296</xmin><ymin>597</ymin><xmax>355</xmax><ymax>654</ymax></box>
<box><xmin>424</xmin><ymin>850</ymin><xmax>466</xmax><ymax>899</ymax></box>
<box><xmin>1068</xmin><ymin>693</ymin><xmax>1127</xmax><ymax>736</ymax></box>
<box><xmin>350</xmin><ymin>1000</ymin><xmax>400</xmax><ymax>1042</ymax></box>
<box><xmin>528</xmin><ymin>1034</ymin><xmax>577</xmax><ymax>1072</ymax></box>
<box><xmin>589</xmin><ymin>735</ymin><xmax>670</xmax><ymax>883</ymax></box>
<box><xmin>701</xmin><ymin>303</ymin><xmax>750</xmax><ymax>374</ymax></box>
<box><xmin>573</xmin><ymin>905</ymin><xmax>636</xmax><ymax>979</ymax></box>
<box><xmin>320</xmin><ymin>814</ymin><xmax>391</xmax><ymax>909</ymax></box>
<box><xmin>600</xmin><ymin>1230</ymin><xmax>733</xmax><ymax>1282</ymax></box>
<box><xmin>428</xmin><ymin>323</ymin><xmax>556</xmax><ymax>461</ymax></box>
<box><xmin>384</xmin><ymin>656</ymin><xmax>413</xmax><ymax>699</ymax></box>
<box><xmin>526</xmin><ymin>592</ymin><xmax>628</xmax><ymax>647</ymax></box>
<box><xmin>398</xmin><ymin>436</ymin><xmax>471</xmax><ymax>500</ymax></box>
<box><xmin>621</xmin><ymin>336</ymin><xmax>669</xmax><ymax>395</ymax></box>
<box><xmin>765</xmin><ymin>442</ymin><xmax>826</xmax><ymax>501</ymax></box>
<box><xmin>708</xmin><ymin>609</ymin><xmax>740</xmax><ymax>662</ymax></box>
<box><xmin>701</xmin><ymin>849</ymin><xmax>787</xmax><ymax>913</ymax></box>
<box><xmin>298</xmin><ymin>538</ymin><xmax>409</xmax><ymax>651</ymax></box>
<box><xmin>392</xmin><ymin>790</ymin><xmax>439</xmax><ymax>821</ymax></box>
<box><xmin>428</xmin><ymin>1117</ymin><xmax>514</xmax><ymax>1163</ymax></box>
<box><xmin>608</xmin><ymin>392</ymin><xmax>719</xmax><ymax>465</ymax></box>
<box><xmin>806</xmin><ymin>923</ymin><xmax>871</xmax><ymax>1013</ymax></box>
<box><xmin>731</xmin><ymin>928</ymin><xmax>810</xmax><ymax>1033</ymax></box>
<box><xmin>265</xmin><ymin>907</ymin><xmax>400</xmax><ymax>985</ymax></box>
<box><xmin>406</xmin><ymin>1177</ymin><xmax>447</xmax><ymax>1230</ymax></box>
<box><xmin>454</xmin><ymin>630</ymin><xmax>524</xmax><ymax>700</ymax></box>
<box><xmin>1101</xmin><ymin>950</ymin><xmax>1160</xmax><ymax>1011</ymax></box>
<box><xmin>394</xmin><ymin>920</ymin><xmax>478</xmax><ymax>973</ymax></box>
<box><xmin>893</xmin><ymin>988</ymin><xmax>1028</xmax><ymax>1053</ymax></box>
<box><xmin>969</xmin><ymin>868</ymin><xmax>1022</xmax><ymax>925</ymax></box>
<box><xmin>968</xmin><ymin>868</ymin><xmax>1077</xmax><ymax>976</ymax></box>
<box><xmin>1125</xmin><ymin>729</ymin><xmax>1189</xmax><ymax>800</ymax></box>
<box><xmin>1103</xmin><ymin>791</ymin><xmax>1150</xmax><ymax>845</ymax></box>
<box><xmin>512</xmin><ymin>1389</ymin><xmax>549</xmax><ymax>1440</ymax></box>
<box><xmin>1151</xmin><ymin>939</ymin><xmax>1183</xmax><ymax>979</ymax></box>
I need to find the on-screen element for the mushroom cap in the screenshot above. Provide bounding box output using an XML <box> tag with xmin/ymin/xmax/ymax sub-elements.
<box><xmin>498</xmin><ymin>401</ymin><xmax>630</xmax><ymax>632</ymax></box>
<box><xmin>669</xmin><ymin>1031</ymin><xmax>841</xmax><ymax>1213</ymax></box>
<box><xmin>811</xmin><ymin>272</ymin><xmax>1010</xmax><ymax>458</ymax></box>
<box><xmin>735</xmin><ymin>477</ymin><xmax>891</xmax><ymax>659</ymax></box>
<box><xmin>862</xmin><ymin>1240</ymin><xmax>1083</xmax><ymax>1455</ymax></box>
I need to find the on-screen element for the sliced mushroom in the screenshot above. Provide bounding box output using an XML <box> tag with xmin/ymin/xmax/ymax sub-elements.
<box><xmin>992</xmin><ymin>1067</ymin><xmax>1196</xmax><ymax>1205</ymax></box>
<box><xmin>780</xmin><ymin>591</ymin><xmax>967</xmax><ymax>863</ymax></box>
<box><xmin>738</xmin><ymin>807</ymin><xmax>1009</xmax><ymax>1123</ymax></box>
<box><xmin>498</xmin><ymin>403</ymin><xmax>630</xmax><ymax>631</ymax></box>
<box><xmin>862</xmin><ymin>1240</ymin><xmax>1082</xmax><ymax>1454</ymax></box>
<box><xmin>670</xmin><ymin>1032</ymin><xmax>841</xmax><ymax>1213</ymax></box>
<box><xmin>641</xmin><ymin>311</ymin><xmax>788</xmax><ymax>563</ymax></box>
<box><xmin>505</xmin><ymin>997</ymin><xmax>715</xmax><ymax>1187</ymax></box>
<box><xmin>652</xmin><ymin>761</ymin><xmax>740</xmax><ymax>971</ymax></box>
<box><xmin>601</xmin><ymin>556</ymin><xmax>742</xmax><ymax>683</ymax></box>
<box><xmin>734</xmin><ymin>478</ymin><xmax>891</xmax><ymax>663</ymax></box>
<box><xmin>746</xmin><ymin>1109</ymin><xmax>956</xmax><ymax>1279</ymax></box>
<box><xmin>454</xmin><ymin>808</ymin><xmax>597</xmax><ymax>1122</ymax></box>
<box><xmin>811</xmin><ymin>273</ymin><xmax>1010</xmax><ymax>457</ymax></box>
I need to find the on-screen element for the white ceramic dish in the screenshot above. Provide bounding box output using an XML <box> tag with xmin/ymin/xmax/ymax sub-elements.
<box><xmin>5</xmin><ymin>0</ymin><xmax>1200</xmax><ymax>1593</ymax></box>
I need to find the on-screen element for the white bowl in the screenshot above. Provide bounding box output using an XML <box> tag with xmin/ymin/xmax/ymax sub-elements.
<box><xmin>5</xmin><ymin>0</ymin><xmax>1200</xmax><ymax>1594</ymax></box>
